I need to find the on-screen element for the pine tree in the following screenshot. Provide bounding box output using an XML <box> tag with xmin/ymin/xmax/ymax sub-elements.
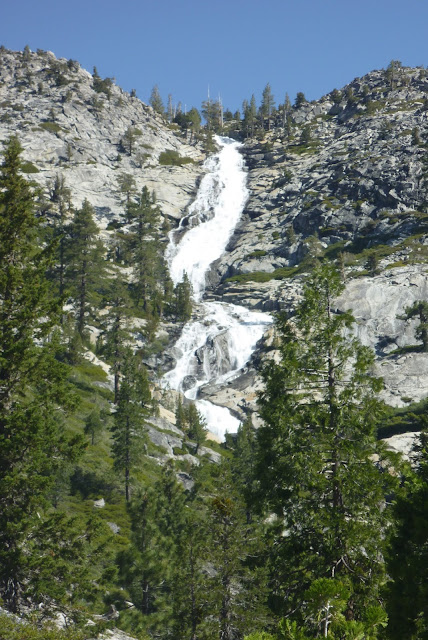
<box><xmin>100</xmin><ymin>276</ymin><xmax>134</xmax><ymax>403</ymax></box>
<box><xmin>386</xmin><ymin>426</ymin><xmax>428</xmax><ymax>639</ymax></box>
<box><xmin>117</xmin><ymin>464</ymin><xmax>187</xmax><ymax>633</ymax></box>
<box><xmin>48</xmin><ymin>174</ymin><xmax>73</xmax><ymax>300</ymax></box>
<box><xmin>260</xmin><ymin>83</ymin><xmax>275</xmax><ymax>131</ymax></box>
<box><xmin>256</xmin><ymin>264</ymin><xmax>397</xmax><ymax>624</ymax></box>
<box><xmin>185</xmin><ymin>403</ymin><xmax>207</xmax><ymax>453</ymax></box>
<box><xmin>0</xmin><ymin>137</ymin><xmax>83</xmax><ymax>612</ymax></box>
<box><xmin>170</xmin><ymin>507</ymin><xmax>208</xmax><ymax>640</ymax></box>
<box><xmin>125</xmin><ymin>187</ymin><xmax>169</xmax><ymax>319</ymax></box>
<box><xmin>65</xmin><ymin>199</ymin><xmax>105</xmax><ymax>336</ymax></box>
<box><xmin>243</xmin><ymin>95</ymin><xmax>257</xmax><ymax>138</ymax></box>
<box><xmin>171</xmin><ymin>271</ymin><xmax>193</xmax><ymax>321</ymax></box>
<box><xmin>111</xmin><ymin>351</ymin><xmax>150</xmax><ymax>502</ymax></box>
<box><xmin>84</xmin><ymin>406</ymin><xmax>105</xmax><ymax>445</ymax></box>
<box><xmin>399</xmin><ymin>300</ymin><xmax>428</xmax><ymax>351</ymax></box>
<box><xmin>149</xmin><ymin>84</ymin><xmax>165</xmax><ymax>115</ymax></box>
<box><xmin>205</xmin><ymin>463</ymin><xmax>269</xmax><ymax>639</ymax></box>
<box><xmin>233</xmin><ymin>416</ymin><xmax>258</xmax><ymax>522</ymax></box>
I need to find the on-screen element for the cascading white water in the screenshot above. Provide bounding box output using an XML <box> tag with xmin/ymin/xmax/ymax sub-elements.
<box><xmin>166</xmin><ymin>138</ymin><xmax>249</xmax><ymax>301</ymax></box>
<box><xmin>164</xmin><ymin>136</ymin><xmax>272</xmax><ymax>440</ymax></box>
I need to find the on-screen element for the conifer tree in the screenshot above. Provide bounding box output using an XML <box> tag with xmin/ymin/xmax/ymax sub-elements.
<box><xmin>185</xmin><ymin>402</ymin><xmax>207</xmax><ymax>453</ymax></box>
<box><xmin>400</xmin><ymin>300</ymin><xmax>428</xmax><ymax>351</ymax></box>
<box><xmin>260</xmin><ymin>83</ymin><xmax>275</xmax><ymax>131</ymax></box>
<box><xmin>0</xmin><ymin>137</ymin><xmax>83</xmax><ymax>612</ymax></box>
<box><xmin>256</xmin><ymin>264</ymin><xmax>397</xmax><ymax>625</ymax></box>
<box><xmin>125</xmin><ymin>187</ymin><xmax>169</xmax><ymax>319</ymax></box>
<box><xmin>100</xmin><ymin>276</ymin><xmax>134</xmax><ymax>403</ymax></box>
<box><xmin>111</xmin><ymin>351</ymin><xmax>150</xmax><ymax>502</ymax></box>
<box><xmin>65</xmin><ymin>198</ymin><xmax>105</xmax><ymax>336</ymax></box>
<box><xmin>149</xmin><ymin>84</ymin><xmax>165</xmax><ymax>115</ymax></box>
<box><xmin>204</xmin><ymin>463</ymin><xmax>269</xmax><ymax>639</ymax></box>
<box><xmin>49</xmin><ymin>174</ymin><xmax>73</xmax><ymax>299</ymax></box>
<box><xmin>386</xmin><ymin>426</ymin><xmax>428</xmax><ymax>639</ymax></box>
<box><xmin>172</xmin><ymin>271</ymin><xmax>193</xmax><ymax>321</ymax></box>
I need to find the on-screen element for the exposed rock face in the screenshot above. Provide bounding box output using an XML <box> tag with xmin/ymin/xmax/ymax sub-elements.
<box><xmin>0</xmin><ymin>48</ymin><xmax>205</xmax><ymax>229</ymax></box>
<box><xmin>211</xmin><ymin>66</ymin><xmax>428</xmax><ymax>292</ymax></box>
<box><xmin>2</xmin><ymin>49</ymin><xmax>428</xmax><ymax>457</ymax></box>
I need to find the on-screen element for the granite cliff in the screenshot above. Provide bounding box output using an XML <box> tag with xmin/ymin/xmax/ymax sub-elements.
<box><xmin>1</xmin><ymin>49</ymin><xmax>428</xmax><ymax>457</ymax></box>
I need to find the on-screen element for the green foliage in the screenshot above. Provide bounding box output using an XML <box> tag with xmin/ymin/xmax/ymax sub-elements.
<box><xmin>149</xmin><ymin>84</ymin><xmax>165</xmax><ymax>115</ymax></box>
<box><xmin>387</xmin><ymin>428</ymin><xmax>428</xmax><ymax>638</ymax></box>
<box><xmin>256</xmin><ymin>264</ymin><xmax>397</xmax><ymax>623</ymax></box>
<box><xmin>111</xmin><ymin>350</ymin><xmax>150</xmax><ymax>502</ymax></box>
<box><xmin>260</xmin><ymin>83</ymin><xmax>276</xmax><ymax>130</ymax></box>
<box><xmin>295</xmin><ymin>92</ymin><xmax>307</xmax><ymax>107</ymax></box>
<box><xmin>0</xmin><ymin>137</ymin><xmax>85</xmax><ymax>613</ymax></box>
<box><xmin>65</xmin><ymin>199</ymin><xmax>105</xmax><ymax>335</ymax></box>
<box><xmin>39</xmin><ymin>121</ymin><xmax>62</xmax><ymax>133</ymax></box>
<box><xmin>170</xmin><ymin>271</ymin><xmax>193</xmax><ymax>321</ymax></box>
<box><xmin>20</xmin><ymin>161</ymin><xmax>39</xmax><ymax>173</ymax></box>
<box><xmin>158</xmin><ymin>149</ymin><xmax>195</xmax><ymax>165</ymax></box>
<box><xmin>400</xmin><ymin>300</ymin><xmax>428</xmax><ymax>351</ymax></box>
<box><xmin>92</xmin><ymin>66</ymin><xmax>113</xmax><ymax>96</ymax></box>
<box><xmin>0</xmin><ymin>614</ymin><xmax>85</xmax><ymax>640</ymax></box>
<box><xmin>121</xmin><ymin>126</ymin><xmax>142</xmax><ymax>155</ymax></box>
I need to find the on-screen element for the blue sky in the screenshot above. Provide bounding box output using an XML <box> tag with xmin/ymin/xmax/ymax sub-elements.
<box><xmin>1</xmin><ymin>0</ymin><xmax>427</xmax><ymax>113</ymax></box>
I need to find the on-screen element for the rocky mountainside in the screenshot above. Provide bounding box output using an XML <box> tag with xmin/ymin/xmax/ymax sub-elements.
<box><xmin>202</xmin><ymin>65</ymin><xmax>428</xmax><ymax>453</ymax></box>
<box><xmin>1</xmin><ymin>49</ymin><xmax>428</xmax><ymax>457</ymax></box>
<box><xmin>0</xmin><ymin>47</ymin><xmax>204</xmax><ymax>228</ymax></box>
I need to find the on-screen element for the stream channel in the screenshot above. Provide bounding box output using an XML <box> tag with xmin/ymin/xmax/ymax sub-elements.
<box><xmin>163</xmin><ymin>136</ymin><xmax>272</xmax><ymax>440</ymax></box>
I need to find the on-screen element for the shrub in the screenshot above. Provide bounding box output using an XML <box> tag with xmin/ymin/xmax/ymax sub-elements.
<box><xmin>20</xmin><ymin>161</ymin><xmax>39</xmax><ymax>173</ymax></box>
<box><xmin>159</xmin><ymin>149</ymin><xmax>194</xmax><ymax>166</ymax></box>
<box><xmin>39</xmin><ymin>121</ymin><xmax>62</xmax><ymax>134</ymax></box>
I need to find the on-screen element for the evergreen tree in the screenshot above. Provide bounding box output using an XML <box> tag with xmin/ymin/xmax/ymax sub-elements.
<box><xmin>175</xmin><ymin>395</ymin><xmax>186</xmax><ymax>429</ymax></box>
<box><xmin>118</xmin><ymin>464</ymin><xmax>187</xmax><ymax>633</ymax></box>
<box><xmin>100</xmin><ymin>276</ymin><xmax>134</xmax><ymax>403</ymax></box>
<box><xmin>0</xmin><ymin>137</ymin><xmax>83</xmax><ymax>612</ymax></box>
<box><xmin>256</xmin><ymin>264</ymin><xmax>397</xmax><ymax>625</ymax></box>
<box><xmin>205</xmin><ymin>463</ymin><xmax>269</xmax><ymax>639</ymax></box>
<box><xmin>295</xmin><ymin>91</ymin><xmax>307</xmax><ymax>108</ymax></box>
<box><xmin>149</xmin><ymin>84</ymin><xmax>165</xmax><ymax>115</ymax></box>
<box><xmin>233</xmin><ymin>416</ymin><xmax>258</xmax><ymax>521</ymax></box>
<box><xmin>125</xmin><ymin>187</ymin><xmax>169</xmax><ymax>320</ymax></box>
<box><xmin>386</xmin><ymin>427</ymin><xmax>428</xmax><ymax>639</ymax></box>
<box><xmin>84</xmin><ymin>404</ymin><xmax>107</xmax><ymax>445</ymax></box>
<box><xmin>170</xmin><ymin>507</ymin><xmax>208</xmax><ymax>640</ymax></box>
<box><xmin>185</xmin><ymin>402</ymin><xmax>207</xmax><ymax>453</ymax></box>
<box><xmin>400</xmin><ymin>300</ymin><xmax>428</xmax><ymax>352</ymax></box>
<box><xmin>121</xmin><ymin>125</ymin><xmax>141</xmax><ymax>155</ymax></box>
<box><xmin>49</xmin><ymin>174</ymin><xmax>73</xmax><ymax>300</ymax></box>
<box><xmin>111</xmin><ymin>351</ymin><xmax>150</xmax><ymax>502</ymax></box>
<box><xmin>260</xmin><ymin>83</ymin><xmax>275</xmax><ymax>131</ymax></box>
<box><xmin>117</xmin><ymin>172</ymin><xmax>137</xmax><ymax>212</ymax></box>
<box><xmin>65</xmin><ymin>199</ymin><xmax>105</xmax><ymax>336</ymax></box>
<box><xmin>171</xmin><ymin>271</ymin><xmax>193</xmax><ymax>321</ymax></box>
<box><xmin>201</xmin><ymin>97</ymin><xmax>222</xmax><ymax>132</ymax></box>
<box><xmin>243</xmin><ymin>95</ymin><xmax>257</xmax><ymax>138</ymax></box>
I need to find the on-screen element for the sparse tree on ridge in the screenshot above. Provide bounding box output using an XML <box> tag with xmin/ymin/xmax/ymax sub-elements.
<box><xmin>150</xmin><ymin>84</ymin><xmax>165</xmax><ymax>115</ymax></box>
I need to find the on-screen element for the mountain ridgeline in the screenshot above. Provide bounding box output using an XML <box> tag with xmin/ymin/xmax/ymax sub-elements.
<box><xmin>1</xmin><ymin>46</ymin><xmax>428</xmax><ymax>640</ymax></box>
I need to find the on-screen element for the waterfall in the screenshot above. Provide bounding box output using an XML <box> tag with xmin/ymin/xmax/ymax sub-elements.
<box><xmin>163</xmin><ymin>136</ymin><xmax>272</xmax><ymax>440</ymax></box>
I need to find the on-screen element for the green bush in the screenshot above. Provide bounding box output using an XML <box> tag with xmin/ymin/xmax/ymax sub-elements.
<box><xmin>21</xmin><ymin>161</ymin><xmax>39</xmax><ymax>173</ymax></box>
<box><xmin>159</xmin><ymin>149</ymin><xmax>194</xmax><ymax>166</ymax></box>
<box><xmin>39</xmin><ymin>121</ymin><xmax>62</xmax><ymax>134</ymax></box>
<box><xmin>0</xmin><ymin>615</ymin><xmax>85</xmax><ymax>640</ymax></box>
<box><xmin>247</xmin><ymin>250</ymin><xmax>267</xmax><ymax>258</ymax></box>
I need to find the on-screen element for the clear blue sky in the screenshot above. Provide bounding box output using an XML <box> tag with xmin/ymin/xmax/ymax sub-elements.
<box><xmin>1</xmin><ymin>0</ymin><xmax>427</xmax><ymax>113</ymax></box>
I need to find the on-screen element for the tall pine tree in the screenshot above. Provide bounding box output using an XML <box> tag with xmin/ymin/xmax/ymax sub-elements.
<box><xmin>256</xmin><ymin>264</ymin><xmax>397</xmax><ymax>628</ymax></box>
<box><xmin>0</xmin><ymin>137</ymin><xmax>83</xmax><ymax>612</ymax></box>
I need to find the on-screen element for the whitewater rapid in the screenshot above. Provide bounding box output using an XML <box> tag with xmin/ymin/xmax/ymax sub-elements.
<box><xmin>164</xmin><ymin>137</ymin><xmax>272</xmax><ymax>439</ymax></box>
